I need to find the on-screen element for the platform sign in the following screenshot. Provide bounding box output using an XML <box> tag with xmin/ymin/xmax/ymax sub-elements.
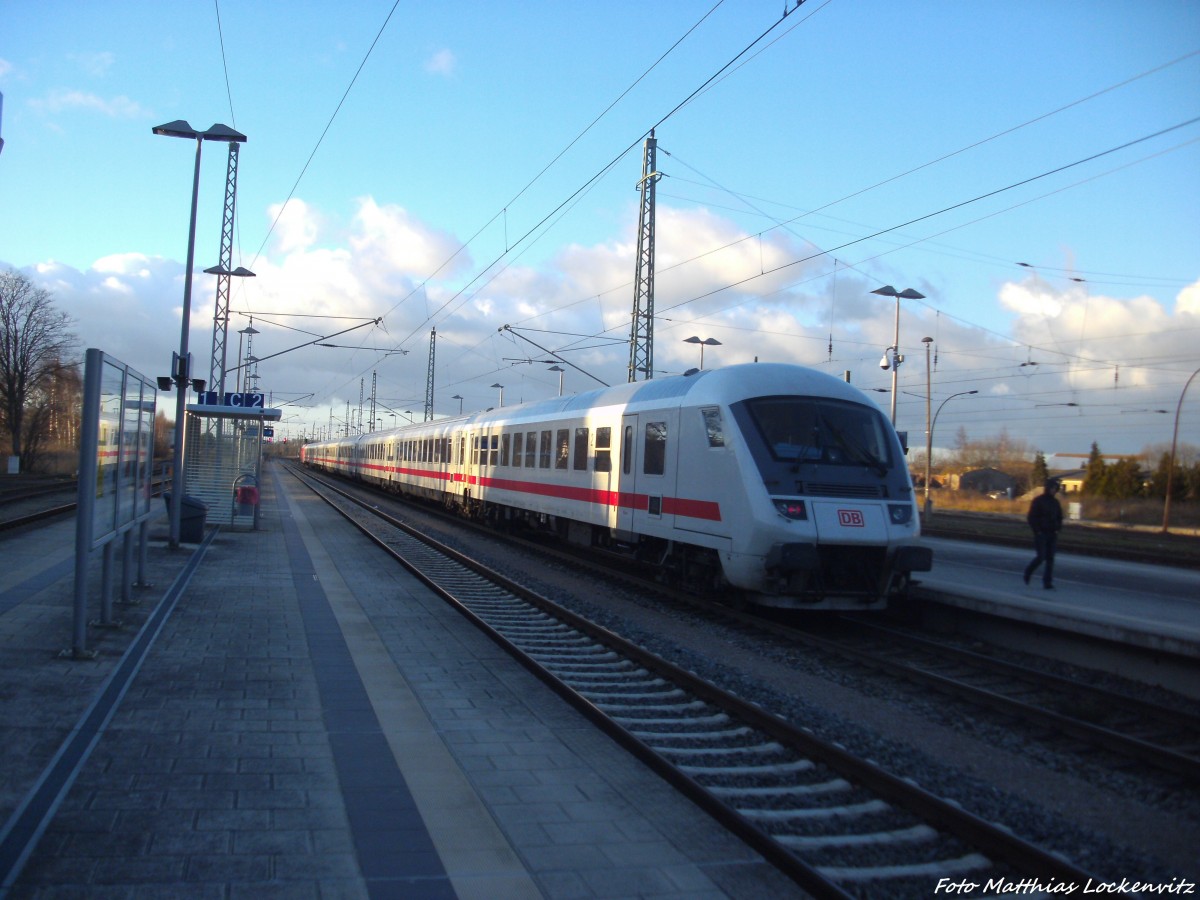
<box><xmin>196</xmin><ymin>390</ymin><xmax>265</xmax><ymax>408</ymax></box>
<box><xmin>263</xmin><ymin>427</ymin><xmax>275</xmax><ymax>438</ymax></box>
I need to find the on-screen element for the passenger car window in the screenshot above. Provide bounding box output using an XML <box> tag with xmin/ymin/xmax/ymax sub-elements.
<box><xmin>512</xmin><ymin>432</ymin><xmax>523</xmax><ymax>468</ymax></box>
<box><xmin>573</xmin><ymin>427</ymin><xmax>589</xmax><ymax>470</ymax></box>
<box><xmin>594</xmin><ymin>427</ymin><xmax>611</xmax><ymax>473</ymax></box>
<box><xmin>555</xmin><ymin>429</ymin><xmax>570</xmax><ymax>469</ymax></box>
<box><xmin>539</xmin><ymin>430</ymin><xmax>552</xmax><ymax>468</ymax></box>
<box><xmin>643</xmin><ymin>422</ymin><xmax>667</xmax><ymax>476</ymax></box>
<box><xmin>526</xmin><ymin>432</ymin><xmax>537</xmax><ymax>468</ymax></box>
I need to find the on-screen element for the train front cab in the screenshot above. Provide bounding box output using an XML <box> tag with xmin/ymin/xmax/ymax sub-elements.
<box><xmin>728</xmin><ymin>391</ymin><xmax>931</xmax><ymax>608</ymax></box>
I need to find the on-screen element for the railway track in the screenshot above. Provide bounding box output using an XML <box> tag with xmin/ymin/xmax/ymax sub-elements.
<box><xmin>0</xmin><ymin>482</ymin><xmax>78</xmax><ymax>532</ymax></box>
<box><xmin>0</xmin><ymin>475</ymin><xmax>171</xmax><ymax>534</ymax></box>
<box><xmin>803</xmin><ymin>618</ymin><xmax>1200</xmax><ymax>785</ymax></box>
<box><xmin>287</xmin><ymin>463</ymin><xmax>1103</xmax><ymax>897</ymax></box>
<box><xmin>296</xmin><ymin>464</ymin><xmax>1200</xmax><ymax>790</ymax></box>
<box><xmin>291</xmin><ymin>463</ymin><xmax>1200</xmax><ymax>789</ymax></box>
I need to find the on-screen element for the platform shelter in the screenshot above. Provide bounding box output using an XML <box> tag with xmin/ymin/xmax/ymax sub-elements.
<box><xmin>184</xmin><ymin>392</ymin><xmax>281</xmax><ymax>527</ymax></box>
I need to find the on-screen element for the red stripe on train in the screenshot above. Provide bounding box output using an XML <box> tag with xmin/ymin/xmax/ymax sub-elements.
<box><xmin>317</xmin><ymin>460</ymin><xmax>722</xmax><ymax>522</ymax></box>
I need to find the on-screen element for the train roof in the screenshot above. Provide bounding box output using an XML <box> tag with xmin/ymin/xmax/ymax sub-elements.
<box><xmin>312</xmin><ymin>363</ymin><xmax>877</xmax><ymax>447</ymax></box>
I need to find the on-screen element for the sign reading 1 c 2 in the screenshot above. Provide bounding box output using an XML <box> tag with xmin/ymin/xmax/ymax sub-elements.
<box><xmin>197</xmin><ymin>391</ymin><xmax>265</xmax><ymax>408</ymax></box>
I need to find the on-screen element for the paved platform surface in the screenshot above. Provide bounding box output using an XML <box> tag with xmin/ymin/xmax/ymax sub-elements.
<box><xmin>0</xmin><ymin>462</ymin><xmax>801</xmax><ymax>899</ymax></box>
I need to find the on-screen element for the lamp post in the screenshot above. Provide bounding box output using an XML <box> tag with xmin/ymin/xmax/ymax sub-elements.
<box><xmin>925</xmin><ymin>389</ymin><xmax>978</xmax><ymax>519</ymax></box>
<box><xmin>153</xmin><ymin>119</ymin><xmax>247</xmax><ymax>548</ymax></box>
<box><xmin>548</xmin><ymin>365</ymin><xmax>565</xmax><ymax>396</ymax></box>
<box><xmin>871</xmin><ymin>285</ymin><xmax>925</xmax><ymax>426</ymax></box>
<box><xmin>451</xmin><ymin>394</ymin><xmax>463</xmax><ymax>415</ymax></box>
<box><xmin>1162</xmin><ymin>364</ymin><xmax>1200</xmax><ymax>533</ymax></box>
<box><xmin>683</xmin><ymin>336</ymin><xmax>721</xmax><ymax>370</ymax></box>
<box><xmin>491</xmin><ymin>383</ymin><xmax>504</xmax><ymax>407</ymax></box>
<box><xmin>922</xmin><ymin>337</ymin><xmax>932</xmax><ymax>518</ymax></box>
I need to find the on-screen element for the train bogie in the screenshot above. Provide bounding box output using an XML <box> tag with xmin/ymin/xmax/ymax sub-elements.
<box><xmin>301</xmin><ymin>363</ymin><xmax>931</xmax><ymax>610</ymax></box>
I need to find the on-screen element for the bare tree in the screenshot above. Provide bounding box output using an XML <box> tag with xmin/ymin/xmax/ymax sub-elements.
<box><xmin>19</xmin><ymin>360</ymin><xmax>82</xmax><ymax>473</ymax></box>
<box><xmin>0</xmin><ymin>269</ymin><xmax>77</xmax><ymax>466</ymax></box>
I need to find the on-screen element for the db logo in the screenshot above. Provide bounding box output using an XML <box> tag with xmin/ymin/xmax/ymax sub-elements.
<box><xmin>837</xmin><ymin>509</ymin><xmax>865</xmax><ymax>527</ymax></box>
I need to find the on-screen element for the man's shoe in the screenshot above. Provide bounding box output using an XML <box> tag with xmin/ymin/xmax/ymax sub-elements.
<box><xmin>1023</xmin><ymin>571</ymin><xmax>1030</xmax><ymax>585</ymax></box>
<box><xmin>1043</xmin><ymin>583</ymin><xmax>1055</xmax><ymax>590</ymax></box>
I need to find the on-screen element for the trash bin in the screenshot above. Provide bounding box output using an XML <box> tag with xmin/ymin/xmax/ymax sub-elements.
<box><xmin>164</xmin><ymin>492</ymin><xmax>208</xmax><ymax>543</ymax></box>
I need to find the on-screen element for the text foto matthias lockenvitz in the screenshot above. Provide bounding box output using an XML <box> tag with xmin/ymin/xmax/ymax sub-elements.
<box><xmin>936</xmin><ymin>877</ymin><xmax>1196</xmax><ymax>895</ymax></box>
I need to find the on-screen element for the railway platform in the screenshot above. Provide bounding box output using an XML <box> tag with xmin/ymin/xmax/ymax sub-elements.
<box><xmin>0</xmin><ymin>461</ymin><xmax>798</xmax><ymax>899</ymax></box>
<box><xmin>915</xmin><ymin>535</ymin><xmax>1200</xmax><ymax>703</ymax></box>
<box><xmin>918</xmin><ymin>535</ymin><xmax>1200</xmax><ymax>657</ymax></box>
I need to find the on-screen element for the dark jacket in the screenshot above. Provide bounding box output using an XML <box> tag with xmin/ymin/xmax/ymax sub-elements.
<box><xmin>1027</xmin><ymin>493</ymin><xmax>1063</xmax><ymax>534</ymax></box>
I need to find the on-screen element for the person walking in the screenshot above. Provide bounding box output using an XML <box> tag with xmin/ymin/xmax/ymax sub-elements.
<box><xmin>1024</xmin><ymin>478</ymin><xmax>1063</xmax><ymax>589</ymax></box>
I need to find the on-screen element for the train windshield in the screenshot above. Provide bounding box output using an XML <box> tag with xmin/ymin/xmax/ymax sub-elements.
<box><xmin>746</xmin><ymin>396</ymin><xmax>892</xmax><ymax>471</ymax></box>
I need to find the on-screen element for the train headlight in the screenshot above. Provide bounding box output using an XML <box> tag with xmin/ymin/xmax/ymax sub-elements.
<box><xmin>773</xmin><ymin>499</ymin><xmax>807</xmax><ymax>520</ymax></box>
<box><xmin>888</xmin><ymin>503</ymin><xmax>913</xmax><ymax>525</ymax></box>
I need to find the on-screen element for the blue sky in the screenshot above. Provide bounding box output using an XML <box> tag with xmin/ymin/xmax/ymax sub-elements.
<box><xmin>2</xmin><ymin>1</ymin><xmax>1198</xmax><ymax>459</ymax></box>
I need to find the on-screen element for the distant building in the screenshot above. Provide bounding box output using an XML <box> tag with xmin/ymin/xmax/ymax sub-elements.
<box><xmin>1053</xmin><ymin>469</ymin><xmax>1088</xmax><ymax>493</ymax></box>
<box><xmin>956</xmin><ymin>467</ymin><xmax>1019</xmax><ymax>496</ymax></box>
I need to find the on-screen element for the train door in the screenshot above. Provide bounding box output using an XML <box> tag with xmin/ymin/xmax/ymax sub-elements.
<box><xmin>592</xmin><ymin>421</ymin><xmax>617</xmax><ymax>530</ymax></box>
<box><xmin>464</xmin><ymin>430</ymin><xmax>477</xmax><ymax>500</ymax></box>
<box><xmin>448</xmin><ymin>427</ymin><xmax>467</xmax><ymax>502</ymax></box>
<box><xmin>619</xmin><ymin>411</ymin><xmax>678</xmax><ymax>538</ymax></box>
<box><xmin>616</xmin><ymin>415</ymin><xmax>638</xmax><ymax>539</ymax></box>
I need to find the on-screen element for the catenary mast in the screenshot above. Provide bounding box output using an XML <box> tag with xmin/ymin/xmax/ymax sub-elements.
<box><xmin>209</xmin><ymin>143</ymin><xmax>240</xmax><ymax>395</ymax></box>
<box><xmin>424</xmin><ymin>328</ymin><xmax>436</xmax><ymax>421</ymax></box>
<box><xmin>628</xmin><ymin>131</ymin><xmax>660</xmax><ymax>382</ymax></box>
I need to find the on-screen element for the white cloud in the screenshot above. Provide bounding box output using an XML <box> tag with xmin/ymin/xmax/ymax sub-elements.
<box><xmin>29</xmin><ymin>88</ymin><xmax>144</xmax><ymax>118</ymax></box>
<box><xmin>349</xmin><ymin>197</ymin><xmax>467</xmax><ymax>279</ymax></box>
<box><xmin>18</xmin><ymin>200</ymin><xmax>1198</xmax><ymax>455</ymax></box>
<box><xmin>1176</xmin><ymin>278</ymin><xmax>1200</xmax><ymax>317</ymax></box>
<box><xmin>998</xmin><ymin>278</ymin><xmax>1066</xmax><ymax>319</ymax></box>
<box><xmin>424</xmin><ymin>49</ymin><xmax>456</xmax><ymax>76</ymax></box>
<box><xmin>266</xmin><ymin>199</ymin><xmax>322</xmax><ymax>255</ymax></box>
<box><xmin>995</xmin><ymin>274</ymin><xmax>1198</xmax><ymax>399</ymax></box>
<box><xmin>70</xmin><ymin>51</ymin><xmax>115</xmax><ymax>78</ymax></box>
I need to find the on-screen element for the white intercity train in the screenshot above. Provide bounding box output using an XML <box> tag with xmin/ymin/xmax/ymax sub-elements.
<box><xmin>300</xmin><ymin>362</ymin><xmax>931</xmax><ymax>609</ymax></box>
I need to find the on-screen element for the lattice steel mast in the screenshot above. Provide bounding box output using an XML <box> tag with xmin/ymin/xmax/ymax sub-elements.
<box><xmin>209</xmin><ymin>143</ymin><xmax>240</xmax><ymax>395</ymax></box>
<box><xmin>370</xmin><ymin>370</ymin><xmax>377</xmax><ymax>433</ymax></box>
<box><xmin>424</xmin><ymin>328</ymin><xmax>436</xmax><ymax>421</ymax></box>
<box><xmin>628</xmin><ymin>130</ymin><xmax>660</xmax><ymax>382</ymax></box>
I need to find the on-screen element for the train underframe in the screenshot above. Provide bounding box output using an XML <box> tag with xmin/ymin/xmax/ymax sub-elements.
<box><xmin>452</xmin><ymin>488</ymin><xmax>917</xmax><ymax>611</ymax></box>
